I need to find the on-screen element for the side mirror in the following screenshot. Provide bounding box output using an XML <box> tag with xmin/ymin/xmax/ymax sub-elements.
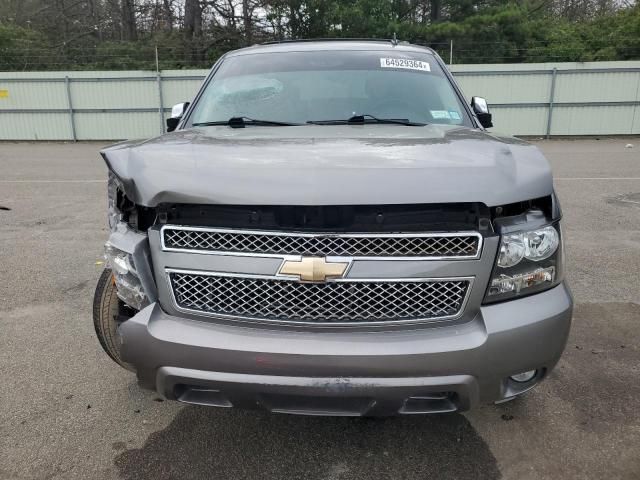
<box><xmin>471</xmin><ymin>97</ymin><xmax>493</xmax><ymax>129</ymax></box>
<box><xmin>166</xmin><ymin>102</ymin><xmax>190</xmax><ymax>132</ymax></box>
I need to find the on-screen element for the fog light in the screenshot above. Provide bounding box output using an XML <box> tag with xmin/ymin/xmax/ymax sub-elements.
<box><xmin>510</xmin><ymin>370</ymin><xmax>537</xmax><ymax>383</ymax></box>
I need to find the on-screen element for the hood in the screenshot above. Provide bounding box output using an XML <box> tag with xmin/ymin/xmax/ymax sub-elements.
<box><xmin>102</xmin><ymin>124</ymin><xmax>553</xmax><ymax>208</ymax></box>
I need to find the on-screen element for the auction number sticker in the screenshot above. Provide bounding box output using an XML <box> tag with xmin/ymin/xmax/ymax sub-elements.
<box><xmin>380</xmin><ymin>58</ymin><xmax>430</xmax><ymax>72</ymax></box>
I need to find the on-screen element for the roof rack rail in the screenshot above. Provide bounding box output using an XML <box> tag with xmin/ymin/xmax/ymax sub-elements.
<box><xmin>258</xmin><ymin>38</ymin><xmax>408</xmax><ymax>46</ymax></box>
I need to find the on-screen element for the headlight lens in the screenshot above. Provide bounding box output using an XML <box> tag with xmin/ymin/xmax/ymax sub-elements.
<box><xmin>523</xmin><ymin>226</ymin><xmax>559</xmax><ymax>261</ymax></box>
<box><xmin>485</xmin><ymin>222</ymin><xmax>563</xmax><ymax>303</ymax></box>
<box><xmin>497</xmin><ymin>233</ymin><xmax>526</xmax><ymax>268</ymax></box>
<box><xmin>497</xmin><ymin>226</ymin><xmax>559</xmax><ymax>268</ymax></box>
<box><xmin>105</xmin><ymin>243</ymin><xmax>148</xmax><ymax>310</ymax></box>
<box><xmin>489</xmin><ymin>266</ymin><xmax>556</xmax><ymax>295</ymax></box>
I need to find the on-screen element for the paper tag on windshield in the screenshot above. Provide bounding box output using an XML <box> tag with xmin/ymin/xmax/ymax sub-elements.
<box><xmin>380</xmin><ymin>58</ymin><xmax>431</xmax><ymax>72</ymax></box>
<box><xmin>431</xmin><ymin>110</ymin><xmax>451</xmax><ymax>120</ymax></box>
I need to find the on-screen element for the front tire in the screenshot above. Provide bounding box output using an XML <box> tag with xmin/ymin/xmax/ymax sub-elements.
<box><xmin>92</xmin><ymin>268</ymin><xmax>134</xmax><ymax>371</ymax></box>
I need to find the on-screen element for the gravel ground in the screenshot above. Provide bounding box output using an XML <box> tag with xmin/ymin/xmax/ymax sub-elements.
<box><xmin>0</xmin><ymin>139</ymin><xmax>639</xmax><ymax>480</ymax></box>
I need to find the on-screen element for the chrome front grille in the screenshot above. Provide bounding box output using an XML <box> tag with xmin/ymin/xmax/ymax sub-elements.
<box><xmin>162</xmin><ymin>227</ymin><xmax>481</xmax><ymax>258</ymax></box>
<box><xmin>168</xmin><ymin>270</ymin><xmax>471</xmax><ymax>325</ymax></box>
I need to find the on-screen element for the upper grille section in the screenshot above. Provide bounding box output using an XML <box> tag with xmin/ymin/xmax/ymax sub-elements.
<box><xmin>168</xmin><ymin>270</ymin><xmax>470</xmax><ymax>325</ymax></box>
<box><xmin>162</xmin><ymin>227</ymin><xmax>481</xmax><ymax>258</ymax></box>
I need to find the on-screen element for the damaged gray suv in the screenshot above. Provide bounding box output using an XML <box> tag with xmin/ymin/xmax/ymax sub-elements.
<box><xmin>93</xmin><ymin>40</ymin><xmax>572</xmax><ymax>416</ymax></box>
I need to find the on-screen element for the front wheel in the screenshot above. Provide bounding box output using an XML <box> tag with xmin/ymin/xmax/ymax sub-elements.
<box><xmin>92</xmin><ymin>268</ymin><xmax>134</xmax><ymax>371</ymax></box>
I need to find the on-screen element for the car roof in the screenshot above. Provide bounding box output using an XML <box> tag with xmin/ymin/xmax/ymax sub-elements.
<box><xmin>225</xmin><ymin>39</ymin><xmax>436</xmax><ymax>58</ymax></box>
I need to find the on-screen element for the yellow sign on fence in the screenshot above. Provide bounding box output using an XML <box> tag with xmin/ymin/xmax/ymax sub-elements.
<box><xmin>0</xmin><ymin>90</ymin><xmax>8</xmax><ymax>98</ymax></box>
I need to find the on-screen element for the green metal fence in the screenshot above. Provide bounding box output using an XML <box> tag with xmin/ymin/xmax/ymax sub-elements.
<box><xmin>1</xmin><ymin>61</ymin><xmax>639</xmax><ymax>140</ymax></box>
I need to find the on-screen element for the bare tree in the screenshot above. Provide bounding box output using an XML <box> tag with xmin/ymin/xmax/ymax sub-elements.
<box><xmin>242</xmin><ymin>0</ymin><xmax>253</xmax><ymax>44</ymax></box>
<box><xmin>183</xmin><ymin>0</ymin><xmax>204</xmax><ymax>63</ymax></box>
<box><xmin>430</xmin><ymin>0</ymin><xmax>441</xmax><ymax>21</ymax></box>
<box><xmin>121</xmin><ymin>0</ymin><xmax>138</xmax><ymax>40</ymax></box>
<box><xmin>162</xmin><ymin>0</ymin><xmax>175</xmax><ymax>30</ymax></box>
<box><xmin>184</xmin><ymin>0</ymin><xmax>203</xmax><ymax>38</ymax></box>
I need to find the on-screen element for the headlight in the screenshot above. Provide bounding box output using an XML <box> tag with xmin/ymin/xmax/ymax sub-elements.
<box><xmin>105</xmin><ymin>243</ymin><xmax>148</xmax><ymax>310</ymax></box>
<box><xmin>523</xmin><ymin>226</ymin><xmax>559</xmax><ymax>261</ymax></box>
<box><xmin>497</xmin><ymin>226</ymin><xmax>559</xmax><ymax>267</ymax></box>
<box><xmin>496</xmin><ymin>233</ymin><xmax>526</xmax><ymax>267</ymax></box>
<box><xmin>485</xmin><ymin>214</ymin><xmax>563</xmax><ymax>303</ymax></box>
<box><xmin>489</xmin><ymin>266</ymin><xmax>556</xmax><ymax>296</ymax></box>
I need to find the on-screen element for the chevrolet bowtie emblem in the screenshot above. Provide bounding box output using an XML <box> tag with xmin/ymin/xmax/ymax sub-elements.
<box><xmin>280</xmin><ymin>257</ymin><xmax>349</xmax><ymax>282</ymax></box>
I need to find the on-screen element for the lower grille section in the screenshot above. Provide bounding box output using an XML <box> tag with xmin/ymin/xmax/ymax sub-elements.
<box><xmin>168</xmin><ymin>270</ymin><xmax>470</xmax><ymax>325</ymax></box>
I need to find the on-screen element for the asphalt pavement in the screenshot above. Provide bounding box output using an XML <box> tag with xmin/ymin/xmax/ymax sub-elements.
<box><xmin>0</xmin><ymin>139</ymin><xmax>639</xmax><ymax>479</ymax></box>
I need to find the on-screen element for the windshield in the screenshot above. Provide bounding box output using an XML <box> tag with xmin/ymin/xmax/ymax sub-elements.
<box><xmin>189</xmin><ymin>50</ymin><xmax>471</xmax><ymax>127</ymax></box>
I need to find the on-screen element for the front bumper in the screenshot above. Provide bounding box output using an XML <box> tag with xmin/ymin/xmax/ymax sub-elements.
<box><xmin>118</xmin><ymin>281</ymin><xmax>573</xmax><ymax>416</ymax></box>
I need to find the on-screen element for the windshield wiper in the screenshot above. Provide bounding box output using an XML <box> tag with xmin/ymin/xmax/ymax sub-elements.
<box><xmin>193</xmin><ymin>117</ymin><xmax>302</xmax><ymax>128</ymax></box>
<box><xmin>307</xmin><ymin>114</ymin><xmax>426</xmax><ymax>126</ymax></box>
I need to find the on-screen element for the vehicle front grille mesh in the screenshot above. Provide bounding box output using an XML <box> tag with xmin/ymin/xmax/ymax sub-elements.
<box><xmin>163</xmin><ymin>228</ymin><xmax>480</xmax><ymax>258</ymax></box>
<box><xmin>169</xmin><ymin>272</ymin><xmax>470</xmax><ymax>324</ymax></box>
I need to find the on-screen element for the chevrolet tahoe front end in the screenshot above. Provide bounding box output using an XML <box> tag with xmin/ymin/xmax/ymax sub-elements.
<box><xmin>93</xmin><ymin>40</ymin><xmax>572</xmax><ymax>416</ymax></box>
